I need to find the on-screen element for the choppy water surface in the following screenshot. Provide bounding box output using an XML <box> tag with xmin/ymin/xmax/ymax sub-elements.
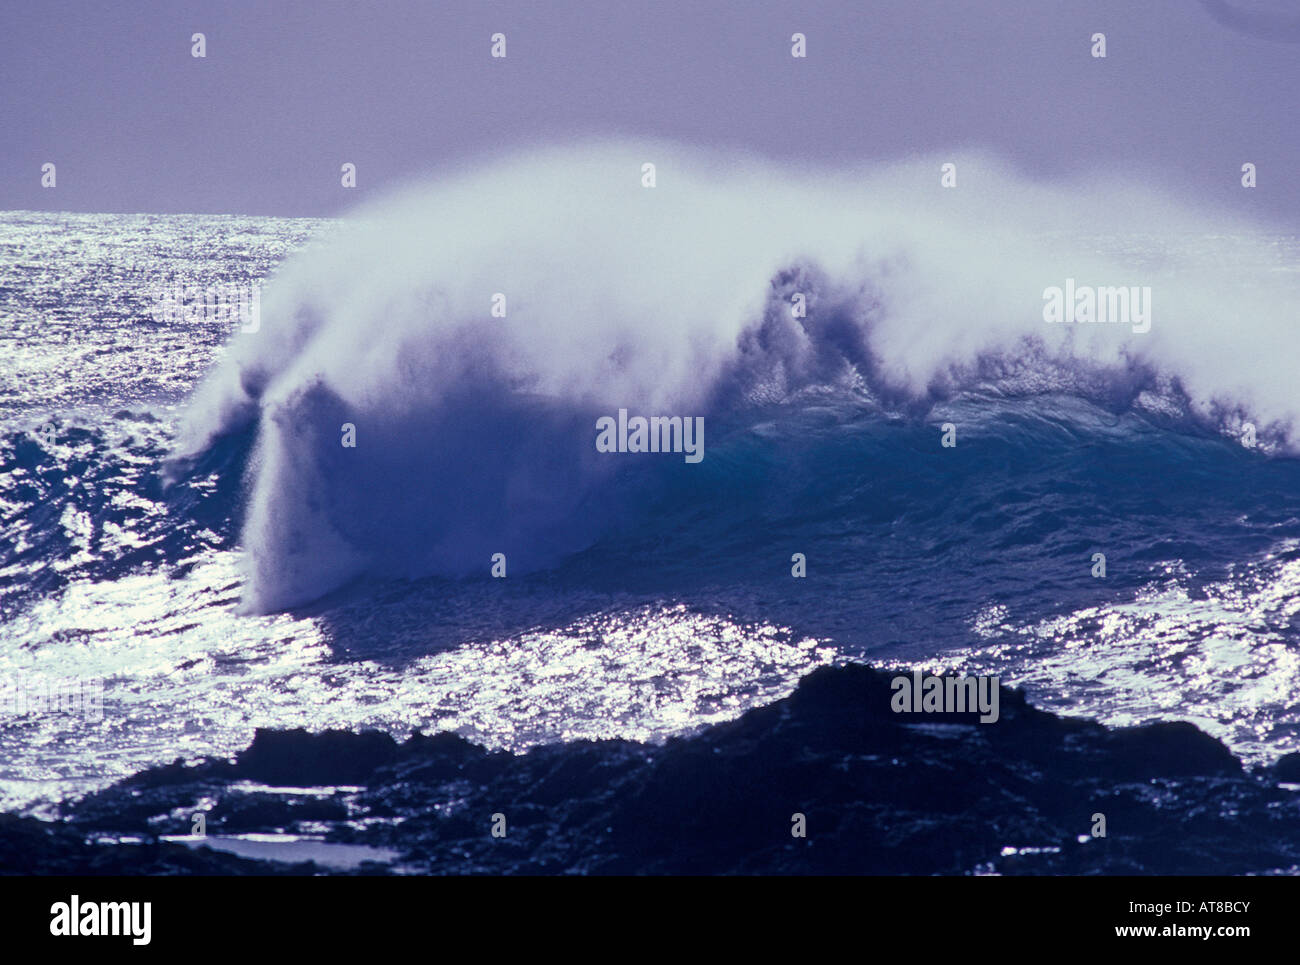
<box><xmin>3</xmin><ymin>200</ymin><xmax>1299</xmax><ymax>814</ymax></box>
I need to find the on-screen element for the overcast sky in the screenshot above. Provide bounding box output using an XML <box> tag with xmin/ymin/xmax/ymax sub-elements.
<box><xmin>1</xmin><ymin>0</ymin><xmax>1296</xmax><ymax>222</ymax></box>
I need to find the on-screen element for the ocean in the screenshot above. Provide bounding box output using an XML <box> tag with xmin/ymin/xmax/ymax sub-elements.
<box><xmin>4</xmin><ymin>144</ymin><xmax>1300</xmax><ymax>830</ymax></box>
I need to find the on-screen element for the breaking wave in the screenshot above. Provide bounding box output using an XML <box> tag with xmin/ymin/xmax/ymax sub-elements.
<box><xmin>167</xmin><ymin>138</ymin><xmax>1300</xmax><ymax>611</ymax></box>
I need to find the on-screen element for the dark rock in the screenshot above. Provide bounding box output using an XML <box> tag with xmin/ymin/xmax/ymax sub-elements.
<box><xmin>1104</xmin><ymin>721</ymin><xmax>1240</xmax><ymax>778</ymax></box>
<box><xmin>3</xmin><ymin>662</ymin><xmax>1299</xmax><ymax>875</ymax></box>
<box><xmin>235</xmin><ymin>727</ymin><xmax>398</xmax><ymax>785</ymax></box>
<box><xmin>1273</xmin><ymin>752</ymin><xmax>1300</xmax><ymax>783</ymax></box>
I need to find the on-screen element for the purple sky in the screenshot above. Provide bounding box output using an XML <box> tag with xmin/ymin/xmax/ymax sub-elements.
<box><xmin>2</xmin><ymin>0</ymin><xmax>1296</xmax><ymax>223</ymax></box>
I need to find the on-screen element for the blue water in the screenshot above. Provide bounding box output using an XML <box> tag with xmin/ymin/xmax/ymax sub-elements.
<box><xmin>3</xmin><ymin>150</ymin><xmax>1300</xmax><ymax>812</ymax></box>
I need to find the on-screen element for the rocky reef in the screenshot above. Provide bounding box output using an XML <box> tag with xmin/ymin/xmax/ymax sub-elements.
<box><xmin>4</xmin><ymin>663</ymin><xmax>1300</xmax><ymax>875</ymax></box>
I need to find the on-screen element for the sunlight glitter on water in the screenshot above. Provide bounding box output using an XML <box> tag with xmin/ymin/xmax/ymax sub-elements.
<box><xmin>946</xmin><ymin>546</ymin><xmax>1300</xmax><ymax>766</ymax></box>
<box><xmin>0</xmin><ymin>552</ymin><xmax>834</xmax><ymax>812</ymax></box>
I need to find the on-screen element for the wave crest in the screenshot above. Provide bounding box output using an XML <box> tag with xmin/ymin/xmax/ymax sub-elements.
<box><xmin>170</xmin><ymin>139</ymin><xmax>1300</xmax><ymax>611</ymax></box>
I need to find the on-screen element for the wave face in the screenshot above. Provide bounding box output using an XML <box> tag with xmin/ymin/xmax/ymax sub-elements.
<box><xmin>170</xmin><ymin>139</ymin><xmax>1300</xmax><ymax>612</ymax></box>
